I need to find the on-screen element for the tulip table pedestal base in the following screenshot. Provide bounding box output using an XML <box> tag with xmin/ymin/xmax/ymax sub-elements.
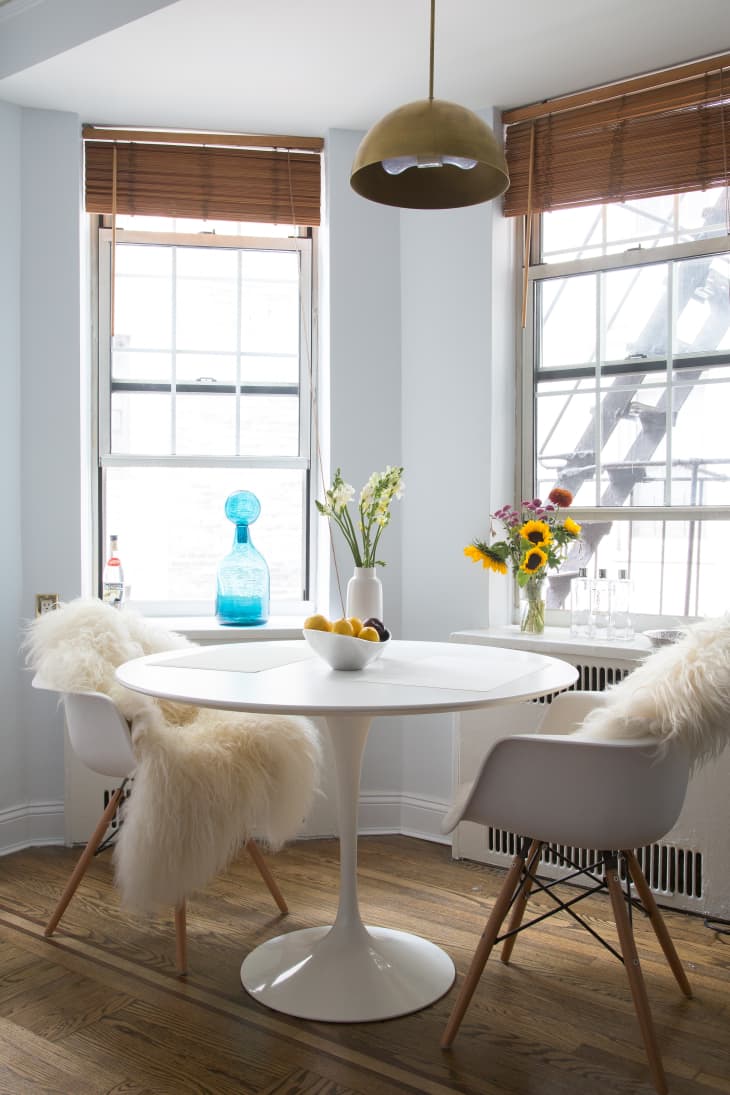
<box><xmin>240</xmin><ymin>922</ymin><xmax>455</xmax><ymax>1022</ymax></box>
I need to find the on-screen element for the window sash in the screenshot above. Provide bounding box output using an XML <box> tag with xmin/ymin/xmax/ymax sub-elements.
<box><xmin>96</xmin><ymin>226</ymin><xmax>316</xmax><ymax>610</ymax></box>
<box><xmin>98</xmin><ymin>229</ymin><xmax>313</xmax><ymax>465</ymax></box>
<box><xmin>521</xmin><ymin>230</ymin><xmax>730</xmax><ymax>520</ymax></box>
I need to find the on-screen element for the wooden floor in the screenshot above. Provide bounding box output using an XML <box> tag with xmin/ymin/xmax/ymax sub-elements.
<box><xmin>0</xmin><ymin>835</ymin><xmax>728</xmax><ymax>1095</ymax></box>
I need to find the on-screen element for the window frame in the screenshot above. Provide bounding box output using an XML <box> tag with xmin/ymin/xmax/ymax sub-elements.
<box><xmin>94</xmin><ymin>221</ymin><xmax>318</xmax><ymax>616</ymax></box>
<box><xmin>518</xmin><ymin>207</ymin><xmax>730</xmax><ymax>620</ymax></box>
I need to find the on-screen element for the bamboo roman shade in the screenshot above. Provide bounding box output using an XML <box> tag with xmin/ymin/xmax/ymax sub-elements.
<box><xmin>84</xmin><ymin>127</ymin><xmax>323</xmax><ymax>225</ymax></box>
<box><xmin>502</xmin><ymin>53</ymin><xmax>730</xmax><ymax>217</ymax></box>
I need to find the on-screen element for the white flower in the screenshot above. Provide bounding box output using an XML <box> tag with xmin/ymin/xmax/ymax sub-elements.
<box><xmin>331</xmin><ymin>480</ymin><xmax>354</xmax><ymax>513</ymax></box>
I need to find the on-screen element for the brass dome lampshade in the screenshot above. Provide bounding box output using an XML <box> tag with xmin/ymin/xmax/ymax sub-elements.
<box><xmin>350</xmin><ymin>0</ymin><xmax>509</xmax><ymax>210</ymax></box>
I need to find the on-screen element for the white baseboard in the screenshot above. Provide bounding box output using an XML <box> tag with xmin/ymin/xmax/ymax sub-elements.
<box><xmin>0</xmin><ymin>794</ymin><xmax>452</xmax><ymax>856</ymax></box>
<box><xmin>0</xmin><ymin>801</ymin><xmax>64</xmax><ymax>857</ymax></box>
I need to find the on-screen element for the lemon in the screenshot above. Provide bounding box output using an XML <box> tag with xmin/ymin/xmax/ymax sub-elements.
<box><xmin>304</xmin><ymin>614</ymin><xmax>332</xmax><ymax>632</ymax></box>
<box><xmin>358</xmin><ymin>625</ymin><xmax>380</xmax><ymax>643</ymax></box>
<box><xmin>348</xmin><ymin>616</ymin><xmax>363</xmax><ymax>636</ymax></box>
<box><xmin>332</xmin><ymin>618</ymin><xmax>355</xmax><ymax>636</ymax></box>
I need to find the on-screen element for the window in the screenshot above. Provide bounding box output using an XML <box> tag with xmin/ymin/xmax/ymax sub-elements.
<box><xmin>522</xmin><ymin>186</ymin><xmax>730</xmax><ymax>617</ymax></box>
<box><xmin>96</xmin><ymin>215</ymin><xmax>316</xmax><ymax>613</ymax></box>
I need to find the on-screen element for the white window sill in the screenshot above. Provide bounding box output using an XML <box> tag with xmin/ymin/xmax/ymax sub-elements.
<box><xmin>159</xmin><ymin>616</ymin><xmax>305</xmax><ymax>644</ymax></box>
<box><xmin>450</xmin><ymin>624</ymin><xmax>654</xmax><ymax>662</ymax></box>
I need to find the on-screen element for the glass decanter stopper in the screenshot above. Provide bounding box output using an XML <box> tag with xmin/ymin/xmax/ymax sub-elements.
<box><xmin>215</xmin><ymin>491</ymin><xmax>270</xmax><ymax>625</ymax></box>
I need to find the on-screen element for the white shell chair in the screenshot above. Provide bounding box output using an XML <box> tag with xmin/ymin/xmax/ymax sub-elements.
<box><xmin>441</xmin><ymin>691</ymin><xmax>692</xmax><ymax>1095</ymax></box>
<box><xmin>34</xmin><ymin>680</ymin><xmax>288</xmax><ymax>975</ymax></box>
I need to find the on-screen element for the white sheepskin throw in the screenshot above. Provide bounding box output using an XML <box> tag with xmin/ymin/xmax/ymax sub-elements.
<box><xmin>25</xmin><ymin>598</ymin><xmax>321</xmax><ymax>912</ymax></box>
<box><xmin>576</xmin><ymin>615</ymin><xmax>730</xmax><ymax>770</ymax></box>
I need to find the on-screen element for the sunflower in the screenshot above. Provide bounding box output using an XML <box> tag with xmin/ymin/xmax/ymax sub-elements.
<box><xmin>464</xmin><ymin>542</ymin><xmax>509</xmax><ymax>575</ymax></box>
<box><xmin>520</xmin><ymin>547</ymin><xmax>548</xmax><ymax>574</ymax></box>
<box><xmin>563</xmin><ymin>517</ymin><xmax>581</xmax><ymax>536</ymax></box>
<box><xmin>520</xmin><ymin>520</ymin><xmax>552</xmax><ymax>547</ymax></box>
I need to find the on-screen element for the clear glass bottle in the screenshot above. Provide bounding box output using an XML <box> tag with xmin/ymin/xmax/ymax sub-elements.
<box><xmin>589</xmin><ymin>567</ymin><xmax>613</xmax><ymax>639</ymax></box>
<box><xmin>102</xmin><ymin>534</ymin><xmax>125</xmax><ymax>607</ymax></box>
<box><xmin>216</xmin><ymin>491</ymin><xmax>270</xmax><ymax>625</ymax></box>
<box><xmin>569</xmin><ymin>567</ymin><xmax>591</xmax><ymax>638</ymax></box>
<box><xmin>612</xmin><ymin>568</ymin><xmax>634</xmax><ymax>640</ymax></box>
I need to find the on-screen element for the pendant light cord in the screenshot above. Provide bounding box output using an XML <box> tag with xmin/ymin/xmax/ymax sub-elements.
<box><xmin>428</xmin><ymin>0</ymin><xmax>436</xmax><ymax>101</ymax></box>
<box><xmin>286</xmin><ymin>155</ymin><xmax>346</xmax><ymax>616</ymax></box>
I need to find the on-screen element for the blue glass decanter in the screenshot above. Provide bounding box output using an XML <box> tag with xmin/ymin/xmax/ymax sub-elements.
<box><xmin>215</xmin><ymin>490</ymin><xmax>270</xmax><ymax>625</ymax></box>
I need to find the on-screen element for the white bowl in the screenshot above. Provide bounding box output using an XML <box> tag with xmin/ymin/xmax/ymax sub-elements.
<box><xmin>303</xmin><ymin>627</ymin><xmax>389</xmax><ymax>670</ymax></box>
<box><xmin>643</xmin><ymin>628</ymin><xmax>687</xmax><ymax>648</ymax></box>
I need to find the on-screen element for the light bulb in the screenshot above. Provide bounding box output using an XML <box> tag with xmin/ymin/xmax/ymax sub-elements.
<box><xmin>382</xmin><ymin>153</ymin><xmax>478</xmax><ymax>175</ymax></box>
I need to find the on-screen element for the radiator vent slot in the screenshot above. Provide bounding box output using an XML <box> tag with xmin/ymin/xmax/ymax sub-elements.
<box><xmin>572</xmin><ymin>662</ymin><xmax>632</xmax><ymax>691</ymax></box>
<box><xmin>103</xmin><ymin>782</ymin><xmax>132</xmax><ymax>831</ymax></box>
<box><xmin>534</xmin><ymin>661</ymin><xmax>632</xmax><ymax>703</ymax></box>
<box><xmin>486</xmin><ymin>829</ymin><xmax>703</xmax><ymax>901</ymax></box>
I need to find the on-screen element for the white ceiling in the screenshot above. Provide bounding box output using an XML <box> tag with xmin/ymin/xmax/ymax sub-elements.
<box><xmin>1</xmin><ymin>0</ymin><xmax>729</xmax><ymax>136</ymax></box>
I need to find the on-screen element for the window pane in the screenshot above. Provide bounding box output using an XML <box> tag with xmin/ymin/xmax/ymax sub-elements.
<box><xmin>176</xmin><ymin>393</ymin><xmax>236</xmax><ymax>456</ymax></box>
<box><xmin>241</xmin><ymin>353</ymin><xmax>298</xmax><ymax>385</ymax></box>
<box><xmin>671</xmin><ymin>377</ymin><xmax>730</xmax><ymax>506</ymax></box>
<box><xmin>105</xmin><ymin>467</ymin><xmax>306</xmax><ymax>601</ymax></box>
<box><xmin>114</xmin><ymin>245</ymin><xmax>172</xmax><ymax>349</ymax></box>
<box><xmin>111</xmin><ymin>392</ymin><xmax>171</xmax><ymax>454</ymax></box>
<box><xmin>541</xmin><ymin>186</ymin><xmax>729</xmax><ymax>263</ymax></box>
<box><xmin>539</xmin><ymin>275</ymin><xmax>596</xmax><ymax>368</ymax></box>
<box><xmin>241</xmin><ymin>284</ymin><xmax>299</xmax><ymax>355</ymax></box>
<box><xmin>536</xmin><ymin>379</ymin><xmax>598</xmax><ymax>505</ymax></box>
<box><xmin>176</xmin><ymin>247</ymin><xmax>238</xmax><ymax>352</ymax></box>
<box><xmin>604</xmin><ymin>265</ymin><xmax>667</xmax><ymax>360</ymax></box>
<box><xmin>175</xmin><ymin>352</ymin><xmax>236</xmax><ymax>385</ymax></box>
<box><xmin>547</xmin><ymin>518</ymin><xmax>728</xmax><ymax>617</ymax></box>
<box><xmin>111</xmin><ymin>350</ymin><xmax>171</xmax><ymax>383</ymax></box>
<box><xmin>240</xmin><ymin>395</ymin><xmax>299</xmax><ymax>456</ymax></box>
<box><xmin>675</xmin><ymin>254</ymin><xmax>730</xmax><ymax>354</ymax></box>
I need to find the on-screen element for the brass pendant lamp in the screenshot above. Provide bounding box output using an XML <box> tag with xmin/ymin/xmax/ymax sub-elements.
<box><xmin>350</xmin><ymin>0</ymin><xmax>509</xmax><ymax>210</ymax></box>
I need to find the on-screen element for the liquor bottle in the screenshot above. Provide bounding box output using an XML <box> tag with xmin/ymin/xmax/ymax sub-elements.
<box><xmin>612</xmin><ymin>568</ymin><xmax>634</xmax><ymax>640</ymax></box>
<box><xmin>569</xmin><ymin>567</ymin><xmax>591</xmax><ymax>638</ymax></box>
<box><xmin>216</xmin><ymin>491</ymin><xmax>270</xmax><ymax>625</ymax></box>
<box><xmin>102</xmin><ymin>534</ymin><xmax>125</xmax><ymax>607</ymax></box>
<box><xmin>588</xmin><ymin>568</ymin><xmax>612</xmax><ymax>639</ymax></box>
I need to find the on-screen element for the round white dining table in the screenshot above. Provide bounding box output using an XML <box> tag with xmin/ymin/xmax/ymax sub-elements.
<box><xmin>117</xmin><ymin>637</ymin><xmax>577</xmax><ymax>1023</ymax></box>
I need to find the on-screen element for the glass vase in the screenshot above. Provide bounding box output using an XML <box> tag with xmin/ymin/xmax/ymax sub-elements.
<box><xmin>520</xmin><ymin>577</ymin><xmax>546</xmax><ymax>635</ymax></box>
<box><xmin>216</xmin><ymin>491</ymin><xmax>270</xmax><ymax>625</ymax></box>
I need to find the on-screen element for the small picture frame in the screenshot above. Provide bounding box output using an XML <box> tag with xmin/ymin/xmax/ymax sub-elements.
<box><xmin>35</xmin><ymin>593</ymin><xmax>60</xmax><ymax>616</ymax></box>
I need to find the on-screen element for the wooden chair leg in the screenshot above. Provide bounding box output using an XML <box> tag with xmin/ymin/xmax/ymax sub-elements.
<box><xmin>501</xmin><ymin>839</ymin><xmax>542</xmax><ymax>964</ymax></box>
<box><xmin>441</xmin><ymin>851</ymin><xmax>527</xmax><ymax>1049</ymax></box>
<box><xmin>44</xmin><ymin>785</ymin><xmax>125</xmax><ymax>938</ymax></box>
<box><xmin>245</xmin><ymin>839</ymin><xmax>288</xmax><ymax>914</ymax></box>
<box><xmin>605</xmin><ymin>858</ymin><xmax>668</xmax><ymax>1095</ymax></box>
<box><xmin>174</xmin><ymin>901</ymin><xmax>187</xmax><ymax>976</ymax></box>
<box><xmin>625</xmin><ymin>850</ymin><xmax>692</xmax><ymax>998</ymax></box>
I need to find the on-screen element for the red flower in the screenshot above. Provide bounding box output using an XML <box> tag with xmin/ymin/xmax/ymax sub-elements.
<box><xmin>548</xmin><ymin>487</ymin><xmax>573</xmax><ymax>508</ymax></box>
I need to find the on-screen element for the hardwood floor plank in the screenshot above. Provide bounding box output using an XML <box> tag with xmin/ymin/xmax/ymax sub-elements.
<box><xmin>0</xmin><ymin>1014</ymin><xmax>129</xmax><ymax>1093</ymax></box>
<box><xmin>0</xmin><ymin>836</ymin><xmax>727</xmax><ymax>1095</ymax></box>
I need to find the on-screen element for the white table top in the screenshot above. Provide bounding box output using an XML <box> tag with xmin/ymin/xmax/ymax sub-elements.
<box><xmin>116</xmin><ymin>638</ymin><xmax>578</xmax><ymax>716</ymax></box>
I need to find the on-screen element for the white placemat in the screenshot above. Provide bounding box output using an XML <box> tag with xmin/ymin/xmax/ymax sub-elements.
<box><xmin>371</xmin><ymin>650</ymin><xmax>545</xmax><ymax>693</ymax></box>
<box><xmin>155</xmin><ymin>643</ymin><xmax>316</xmax><ymax>673</ymax></box>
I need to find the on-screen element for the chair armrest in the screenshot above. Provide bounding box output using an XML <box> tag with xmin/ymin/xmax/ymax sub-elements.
<box><xmin>537</xmin><ymin>690</ymin><xmax>609</xmax><ymax>734</ymax></box>
<box><xmin>449</xmin><ymin>733</ymin><xmax>688</xmax><ymax>849</ymax></box>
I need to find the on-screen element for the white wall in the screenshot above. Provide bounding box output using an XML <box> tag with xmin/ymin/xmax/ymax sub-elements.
<box><xmin>325</xmin><ymin>130</ymin><xmax>405</xmax><ymax>816</ymax></box>
<box><xmin>0</xmin><ymin>100</ymin><xmax>25</xmax><ymax>850</ymax></box>
<box><xmin>17</xmin><ymin>107</ymin><xmax>85</xmax><ymax>848</ymax></box>
<box><xmin>398</xmin><ymin>109</ymin><xmax>515</xmax><ymax>818</ymax></box>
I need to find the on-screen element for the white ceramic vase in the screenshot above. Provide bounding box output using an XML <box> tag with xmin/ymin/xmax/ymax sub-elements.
<box><xmin>346</xmin><ymin>566</ymin><xmax>383</xmax><ymax>622</ymax></box>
